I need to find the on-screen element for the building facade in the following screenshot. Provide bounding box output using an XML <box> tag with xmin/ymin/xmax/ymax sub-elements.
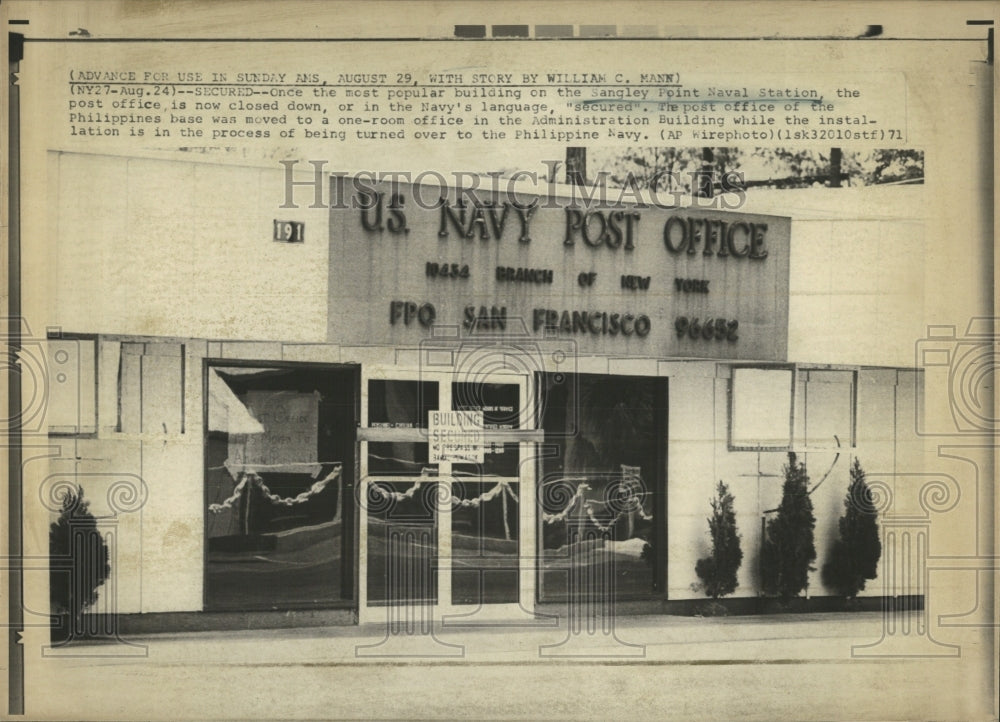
<box><xmin>37</xmin><ymin>151</ymin><xmax>925</xmax><ymax>629</ymax></box>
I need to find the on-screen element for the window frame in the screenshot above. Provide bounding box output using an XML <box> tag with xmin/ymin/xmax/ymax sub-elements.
<box><xmin>727</xmin><ymin>363</ymin><xmax>859</xmax><ymax>452</ymax></box>
<box><xmin>201</xmin><ymin>357</ymin><xmax>360</xmax><ymax>613</ymax></box>
<box><xmin>797</xmin><ymin>366</ymin><xmax>859</xmax><ymax>451</ymax></box>
<box><xmin>727</xmin><ymin>363</ymin><xmax>797</xmax><ymax>452</ymax></box>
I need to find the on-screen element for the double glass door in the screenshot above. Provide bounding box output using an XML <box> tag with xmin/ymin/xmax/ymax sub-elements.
<box><xmin>361</xmin><ymin>371</ymin><xmax>535</xmax><ymax>619</ymax></box>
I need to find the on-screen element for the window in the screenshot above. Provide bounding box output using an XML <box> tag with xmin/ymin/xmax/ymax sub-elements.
<box><xmin>366</xmin><ymin>379</ymin><xmax>438</xmax><ymax>474</ymax></box>
<box><xmin>204</xmin><ymin>363</ymin><xmax>357</xmax><ymax>611</ymax></box>
<box><xmin>730</xmin><ymin>366</ymin><xmax>857</xmax><ymax>451</ymax></box>
<box><xmin>449</xmin><ymin>381</ymin><xmax>521</xmax><ymax>605</ymax></box>
<box><xmin>730</xmin><ymin>367</ymin><xmax>793</xmax><ymax>449</ymax></box>
<box><xmin>365</xmin><ymin>379</ymin><xmax>439</xmax><ymax>604</ymax></box>
<box><xmin>451</xmin><ymin>381</ymin><xmax>519</xmax><ymax>477</ymax></box>
<box><xmin>800</xmin><ymin>369</ymin><xmax>856</xmax><ymax>449</ymax></box>
<box><xmin>538</xmin><ymin>373</ymin><xmax>665</xmax><ymax>601</ymax></box>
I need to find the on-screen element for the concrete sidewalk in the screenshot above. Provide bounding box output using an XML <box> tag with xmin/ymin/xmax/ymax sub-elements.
<box><xmin>19</xmin><ymin>611</ymin><xmax>997</xmax><ymax>721</ymax></box>
<box><xmin>57</xmin><ymin>611</ymin><xmax>894</xmax><ymax>662</ymax></box>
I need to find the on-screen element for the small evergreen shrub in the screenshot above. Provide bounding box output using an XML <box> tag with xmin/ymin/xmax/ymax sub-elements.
<box><xmin>822</xmin><ymin>458</ymin><xmax>882</xmax><ymax>598</ymax></box>
<box><xmin>695</xmin><ymin>481</ymin><xmax>743</xmax><ymax>598</ymax></box>
<box><xmin>761</xmin><ymin>452</ymin><xmax>816</xmax><ymax>598</ymax></box>
<box><xmin>49</xmin><ymin>486</ymin><xmax>110</xmax><ymax>630</ymax></box>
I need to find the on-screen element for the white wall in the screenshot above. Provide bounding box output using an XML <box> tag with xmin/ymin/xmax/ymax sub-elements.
<box><xmin>49</xmin><ymin>152</ymin><xmax>330</xmax><ymax>343</ymax></box>
<box><xmin>744</xmin><ymin>186</ymin><xmax>928</xmax><ymax>369</ymax></box>
<box><xmin>667</xmin><ymin>363</ymin><xmax>922</xmax><ymax>600</ymax></box>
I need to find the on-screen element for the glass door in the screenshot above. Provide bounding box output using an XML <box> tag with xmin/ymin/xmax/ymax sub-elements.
<box><xmin>448</xmin><ymin>379</ymin><xmax>523</xmax><ymax>608</ymax></box>
<box><xmin>363</xmin><ymin>377</ymin><xmax>441</xmax><ymax>607</ymax></box>
<box><xmin>360</xmin><ymin>370</ymin><xmax>535</xmax><ymax>621</ymax></box>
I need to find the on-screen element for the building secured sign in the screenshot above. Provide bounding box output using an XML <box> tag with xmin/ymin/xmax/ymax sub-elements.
<box><xmin>429</xmin><ymin>410</ymin><xmax>485</xmax><ymax>463</ymax></box>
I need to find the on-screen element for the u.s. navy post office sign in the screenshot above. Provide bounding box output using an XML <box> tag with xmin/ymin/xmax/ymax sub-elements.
<box><xmin>328</xmin><ymin>178</ymin><xmax>790</xmax><ymax>361</ymax></box>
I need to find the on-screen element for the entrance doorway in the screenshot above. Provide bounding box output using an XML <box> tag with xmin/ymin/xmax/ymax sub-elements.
<box><xmin>360</xmin><ymin>370</ymin><xmax>536</xmax><ymax>619</ymax></box>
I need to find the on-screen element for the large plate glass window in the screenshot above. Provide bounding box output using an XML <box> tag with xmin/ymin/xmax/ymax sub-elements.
<box><xmin>204</xmin><ymin>364</ymin><xmax>356</xmax><ymax>611</ymax></box>
<box><xmin>538</xmin><ymin>373</ymin><xmax>665</xmax><ymax>601</ymax></box>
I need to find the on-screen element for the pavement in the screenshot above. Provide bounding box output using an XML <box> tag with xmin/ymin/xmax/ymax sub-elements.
<box><xmin>8</xmin><ymin>611</ymin><xmax>999</xmax><ymax>721</ymax></box>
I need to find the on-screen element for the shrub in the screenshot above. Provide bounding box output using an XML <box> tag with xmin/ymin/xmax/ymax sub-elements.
<box><xmin>822</xmin><ymin>458</ymin><xmax>882</xmax><ymax>597</ymax></box>
<box><xmin>761</xmin><ymin>452</ymin><xmax>816</xmax><ymax>598</ymax></box>
<box><xmin>49</xmin><ymin>486</ymin><xmax>110</xmax><ymax>628</ymax></box>
<box><xmin>695</xmin><ymin>481</ymin><xmax>743</xmax><ymax>598</ymax></box>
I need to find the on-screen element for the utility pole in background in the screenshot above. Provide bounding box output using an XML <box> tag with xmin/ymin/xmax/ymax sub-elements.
<box><xmin>565</xmin><ymin>147</ymin><xmax>586</xmax><ymax>186</ymax></box>
<box><xmin>694</xmin><ymin>147</ymin><xmax>714</xmax><ymax>198</ymax></box>
<box><xmin>829</xmin><ymin>147</ymin><xmax>843</xmax><ymax>187</ymax></box>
